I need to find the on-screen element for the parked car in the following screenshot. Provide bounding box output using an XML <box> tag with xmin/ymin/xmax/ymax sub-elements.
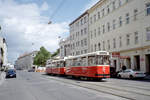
<box><xmin>117</xmin><ymin>69</ymin><xmax>146</xmax><ymax>79</ymax></box>
<box><xmin>5</xmin><ymin>69</ymin><xmax>16</xmax><ymax>78</ymax></box>
<box><xmin>28</xmin><ymin>69</ymin><xmax>35</xmax><ymax>72</ymax></box>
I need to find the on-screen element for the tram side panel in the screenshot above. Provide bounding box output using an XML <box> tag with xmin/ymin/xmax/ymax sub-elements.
<box><xmin>65</xmin><ymin>66</ymin><xmax>110</xmax><ymax>78</ymax></box>
<box><xmin>96</xmin><ymin>65</ymin><xmax>110</xmax><ymax>78</ymax></box>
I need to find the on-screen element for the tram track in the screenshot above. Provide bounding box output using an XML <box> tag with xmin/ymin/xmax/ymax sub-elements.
<box><xmin>86</xmin><ymin>82</ymin><xmax>150</xmax><ymax>96</ymax></box>
<box><xmin>102</xmin><ymin>81</ymin><xmax>150</xmax><ymax>91</ymax></box>
<box><xmin>42</xmin><ymin>75</ymin><xmax>150</xmax><ymax>100</ymax></box>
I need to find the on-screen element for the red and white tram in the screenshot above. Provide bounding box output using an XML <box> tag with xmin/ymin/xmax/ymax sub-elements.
<box><xmin>46</xmin><ymin>59</ymin><xmax>66</xmax><ymax>75</ymax></box>
<box><xmin>46</xmin><ymin>51</ymin><xmax>110</xmax><ymax>80</ymax></box>
<box><xmin>65</xmin><ymin>51</ymin><xmax>110</xmax><ymax>79</ymax></box>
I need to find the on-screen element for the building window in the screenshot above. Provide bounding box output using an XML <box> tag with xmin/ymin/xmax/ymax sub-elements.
<box><xmin>90</xmin><ymin>17</ymin><xmax>92</xmax><ymax>24</ymax></box>
<box><xmin>107</xmin><ymin>22</ymin><xmax>110</xmax><ymax>32</ymax></box>
<box><xmin>146</xmin><ymin>3</ymin><xmax>150</xmax><ymax>15</ymax></box>
<box><xmin>107</xmin><ymin>5</ymin><xmax>110</xmax><ymax>14</ymax></box>
<box><xmin>119</xmin><ymin>36</ymin><xmax>122</xmax><ymax>47</ymax></box>
<box><xmin>95</xmin><ymin>44</ymin><xmax>97</xmax><ymax>51</ymax></box>
<box><xmin>84</xmin><ymin>28</ymin><xmax>87</xmax><ymax>34</ymax></box>
<box><xmin>98</xmin><ymin>43</ymin><xmax>101</xmax><ymax>50</ymax></box>
<box><xmin>78</xmin><ymin>41</ymin><xmax>80</xmax><ymax>47</ymax></box>
<box><xmin>81</xmin><ymin>29</ymin><xmax>83</xmax><ymax>36</ymax></box>
<box><xmin>126</xmin><ymin>13</ymin><xmax>130</xmax><ymax>24</ymax></box>
<box><xmin>94</xmin><ymin>29</ymin><xmax>96</xmax><ymax>37</ymax></box>
<box><xmin>113</xmin><ymin>1</ymin><xmax>116</xmax><ymax>10</ymax></box>
<box><xmin>76</xmin><ymin>32</ymin><xmax>78</xmax><ymax>37</ymax></box>
<box><xmin>102</xmin><ymin>9</ymin><xmax>105</xmax><ymax>17</ymax></box>
<box><xmin>84</xmin><ymin>50</ymin><xmax>87</xmax><ymax>53</ymax></box>
<box><xmin>98</xmin><ymin>27</ymin><xmax>101</xmax><ymax>35</ymax></box>
<box><xmin>81</xmin><ymin>19</ymin><xmax>83</xmax><ymax>25</ymax></box>
<box><xmin>134</xmin><ymin>9</ymin><xmax>138</xmax><ymax>21</ymax></box>
<box><xmin>94</xmin><ymin>14</ymin><xmax>96</xmax><ymax>22</ymax></box>
<box><xmin>76</xmin><ymin>42</ymin><xmax>78</xmax><ymax>47</ymax></box>
<box><xmin>113</xmin><ymin>19</ymin><xmax>116</xmax><ymax>30</ymax></box>
<box><xmin>146</xmin><ymin>27</ymin><xmax>150</xmax><ymax>41</ymax></box>
<box><xmin>135</xmin><ymin>32</ymin><xmax>139</xmax><ymax>44</ymax></box>
<box><xmin>81</xmin><ymin>40</ymin><xmax>83</xmax><ymax>47</ymax></box>
<box><xmin>103</xmin><ymin>41</ymin><xmax>105</xmax><ymax>50</ymax></box>
<box><xmin>107</xmin><ymin>40</ymin><xmax>110</xmax><ymax>50</ymax></box>
<box><xmin>119</xmin><ymin>16</ymin><xmax>122</xmax><ymax>27</ymax></box>
<box><xmin>126</xmin><ymin>34</ymin><xmax>130</xmax><ymax>45</ymax></box>
<box><xmin>84</xmin><ymin>16</ymin><xmax>86</xmax><ymax>23</ymax></box>
<box><xmin>103</xmin><ymin>25</ymin><xmax>105</xmax><ymax>33</ymax></box>
<box><xmin>98</xmin><ymin>12</ymin><xmax>100</xmax><ymax>19</ymax></box>
<box><xmin>113</xmin><ymin>38</ymin><xmax>116</xmax><ymax>48</ymax></box>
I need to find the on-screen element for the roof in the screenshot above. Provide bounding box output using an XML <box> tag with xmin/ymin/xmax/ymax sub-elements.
<box><xmin>66</xmin><ymin>51</ymin><xmax>109</xmax><ymax>60</ymax></box>
<box><xmin>69</xmin><ymin>10</ymin><xmax>88</xmax><ymax>26</ymax></box>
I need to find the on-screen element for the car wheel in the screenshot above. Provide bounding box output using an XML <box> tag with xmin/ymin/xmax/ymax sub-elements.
<box><xmin>129</xmin><ymin>75</ymin><xmax>133</xmax><ymax>79</ymax></box>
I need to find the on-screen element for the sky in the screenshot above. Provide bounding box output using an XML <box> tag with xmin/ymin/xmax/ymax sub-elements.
<box><xmin>0</xmin><ymin>0</ymin><xmax>99</xmax><ymax>63</ymax></box>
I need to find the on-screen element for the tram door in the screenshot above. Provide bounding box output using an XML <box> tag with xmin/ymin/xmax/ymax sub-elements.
<box><xmin>146</xmin><ymin>54</ymin><xmax>150</xmax><ymax>74</ymax></box>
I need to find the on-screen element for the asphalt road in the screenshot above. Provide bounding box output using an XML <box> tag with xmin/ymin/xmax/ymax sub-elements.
<box><xmin>0</xmin><ymin>71</ymin><xmax>150</xmax><ymax>100</ymax></box>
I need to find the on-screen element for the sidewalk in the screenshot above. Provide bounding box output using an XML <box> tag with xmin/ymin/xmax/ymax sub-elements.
<box><xmin>0</xmin><ymin>71</ymin><xmax>5</xmax><ymax>85</ymax></box>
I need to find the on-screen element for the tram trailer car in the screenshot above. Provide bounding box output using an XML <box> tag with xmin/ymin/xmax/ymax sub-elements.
<box><xmin>46</xmin><ymin>59</ymin><xmax>66</xmax><ymax>75</ymax></box>
<box><xmin>65</xmin><ymin>51</ymin><xmax>110</xmax><ymax>79</ymax></box>
<box><xmin>46</xmin><ymin>51</ymin><xmax>110</xmax><ymax>80</ymax></box>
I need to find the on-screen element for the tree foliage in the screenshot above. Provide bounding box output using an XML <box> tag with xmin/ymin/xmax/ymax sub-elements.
<box><xmin>33</xmin><ymin>46</ymin><xmax>51</xmax><ymax>66</ymax></box>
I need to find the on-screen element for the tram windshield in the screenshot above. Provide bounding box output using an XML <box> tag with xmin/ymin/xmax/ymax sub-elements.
<box><xmin>88</xmin><ymin>55</ymin><xmax>109</xmax><ymax>66</ymax></box>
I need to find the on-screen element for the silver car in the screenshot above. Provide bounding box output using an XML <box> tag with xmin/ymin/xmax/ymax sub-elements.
<box><xmin>118</xmin><ymin>69</ymin><xmax>146</xmax><ymax>79</ymax></box>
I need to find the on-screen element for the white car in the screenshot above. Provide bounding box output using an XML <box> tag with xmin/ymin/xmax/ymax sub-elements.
<box><xmin>118</xmin><ymin>69</ymin><xmax>146</xmax><ymax>79</ymax></box>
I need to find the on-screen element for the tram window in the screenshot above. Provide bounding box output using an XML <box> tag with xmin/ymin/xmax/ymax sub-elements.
<box><xmin>66</xmin><ymin>60</ymin><xmax>70</xmax><ymax>67</ymax></box>
<box><xmin>88</xmin><ymin>56</ymin><xmax>96</xmax><ymax>66</ymax></box>
<box><xmin>97</xmin><ymin>55</ymin><xmax>109</xmax><ymax>65</ymax></box>
<box><xmin>81</xmin><ymin>57</ymin><xmax>86</xmax><ymax>66</ymax></box>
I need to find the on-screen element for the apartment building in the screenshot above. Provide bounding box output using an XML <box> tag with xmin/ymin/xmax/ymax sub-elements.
<box><xmin>15</xmin><ymin>51</ymin><xmax>38</xmax><ymax>70</ymax></box>
<box><xmin>69</xmin><ymin>11</ymin><xmax>89</xmax><ymax>56</ymax></box>
<box><xmin>88</xmin><ymin>0</ymin><xmax>150</xmax><ymax>73</ymax></box>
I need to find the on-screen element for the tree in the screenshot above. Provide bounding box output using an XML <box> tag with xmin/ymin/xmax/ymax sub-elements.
<box><xmin>33</xmin><ymin>46</ymin><xmax>51</xmax><ymax>66</ymax></box>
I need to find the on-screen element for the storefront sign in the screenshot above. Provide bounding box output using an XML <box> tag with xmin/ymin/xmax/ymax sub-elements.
<box><xmin>112</xmin><ymin>52</ymin><xmax>120</xmax><ymax>57</ymax></box>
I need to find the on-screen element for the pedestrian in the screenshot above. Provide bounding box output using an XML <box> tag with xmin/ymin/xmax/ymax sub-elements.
<box><xmin>122</xmin><ymin>65</ymin><xmax>126</xmax><ymax>71</ymax></box>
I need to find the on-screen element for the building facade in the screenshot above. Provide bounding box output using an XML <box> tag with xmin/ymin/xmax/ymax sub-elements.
<box><xmin>15</xmin><ymin>51</ymin><xmax>38</xmax><ymax>70</ymax></box>
<box><xmin>59</xmin><ymin>37</ymin><xmax>70</xmax><ymax>58</ymax></box>
<box><xmin>88</xmin><ymin>0</ymin><xmax>150</xmax><ymax>73</ymax></box>
<box><xmin>69</xmin><ymin>11</ymin><xmax>89</xmax><ymax>56</ymax></box>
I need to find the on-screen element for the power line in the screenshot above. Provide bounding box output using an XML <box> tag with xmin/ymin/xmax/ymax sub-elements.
<box><xmin>49</xmin><ymin>0</ymin><xmax>67</xmax><ymax>21</ymax></box>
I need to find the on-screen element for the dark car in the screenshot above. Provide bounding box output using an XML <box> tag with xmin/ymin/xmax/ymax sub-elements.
<box><xmin>6</xmin><ymin>69</ymin><xmax>16</xmax><ymax>78</ymax></box>
<box><xmin>28</xmin><ymin>69</ymin><xmax>35</xmax><ymax>72</ymax></box>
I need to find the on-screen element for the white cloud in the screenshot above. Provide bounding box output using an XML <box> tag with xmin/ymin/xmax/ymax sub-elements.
<box><xmin>0</xmin><ymin>0</ymin><xmax>69</xmax><ymax>63</ymax></box>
